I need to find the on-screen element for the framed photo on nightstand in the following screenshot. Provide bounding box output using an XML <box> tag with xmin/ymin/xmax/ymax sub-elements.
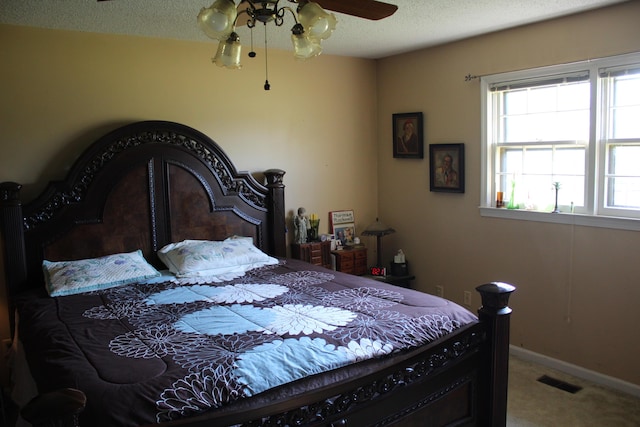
<box><xmin>333</xmin><ymin>223</ymin><xmax>355</xmax><ymax>245</ymax></box>
<box><xmin>329</xmin><ymin>210</ymin><xmax>355</xmax><ymax>245</ymax></box>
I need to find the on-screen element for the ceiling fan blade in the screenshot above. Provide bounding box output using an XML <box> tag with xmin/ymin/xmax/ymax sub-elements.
<box><xmin>315</xmin><ymin>0</ymin><xmax>398</xmax><ymax>20</ymax></box>
<box><xmin>234</xmin><ymin>1</ymin><xmax>251</xmax><ymax>27</ymax></box>
<box><xmin>96</xmin><ymin>0</ymin><xmax>397</xmax><ymax>22</ymax></box>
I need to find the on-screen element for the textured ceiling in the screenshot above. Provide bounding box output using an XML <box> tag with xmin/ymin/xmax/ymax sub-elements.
<box><xmin>0</xmin><ymin>0</ymin><xmax>628</xmax><ymax>59</ymax></box>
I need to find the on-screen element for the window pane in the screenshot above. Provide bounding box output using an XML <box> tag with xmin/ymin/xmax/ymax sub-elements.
<box><xmin>606</xmin><ymin>145</ymin><xmax>640</xmax><ymax>208</ymax></box>
<box><xmin>503</xmin><ymin>115</ymin><xmax>530</xmax><ymax>142</ymax></box>
<box><xmin>496</xmin><ymin>148</ymin><xmax>521</xmax><ymax>199</ymax></box>
<box><xmin>609</xmin><ymin>145</ymin><xmax>640</xmax><ymax>176</ymax></box>
<box><xmin>504</xmin><ymin>89</ymin><xmax>527</xmax><ymax>115</ymax></box>
<box><xmin>614</xmin><ymin>75</ymin><xmax>640</xmax><ymax>107</ymax></box>
<box><xmin>558</xmin><ymin>84</ymin><xmax>590</xmax><ymax>110</ymax></box>
<box><xmin>607</xmin><ymin>177</ymin><xmax>640</xmax><ymax>208</ymax></box>
<box><xmin>521</xmin><ymin>174</ymin><xmax>551</xmax><ymax>209</ymax></box>
<box><xmin>555</xmin><ymin>146</ymin><xmax>586</xmax><ymax>207</ymax></box>
<box><xmin>610</xmin><ymin>74</ymin><xmax>640</xmax><ymax>139</ymax></box>
<box><xmin>523</xmin><ymin>148</ymin><xmax>552</xmax><ymax>175</ymax></box>
<box><xmin>498</xmin><ymin>81</ymin><xmax>589</xmax><ymax>143</ymax></box>
<box><xmin>554</xmin><ymin>147</ymin><xmax>585</xmax><ymax>176</ymax></box>
<box><xmin>528</xmin><ymin>86</ymin><xmax>557</xmax><ymax>113</ymax></box>
<box><xmin>502</xmin><ymin>148</ymin><xmax>522</xmax><ymax>175</ymax></box>
<box><xmin>612</xmin><ymin>106</ymin><xmax>640</xmax><ymax>138</ymax></box>
<box><xmin>555</xmin><ymin>110</ymin><xmax>590</xmax><ymax>141</ymax></box>
<box><xmin>497</xmin><ymin>146</ymin><xmax>585</xmax><ymax>209</ymax></box>
<box><xmin>561</xmin><ymin>176</ymin><xmax>584</xmax><ymax>207</ymax></box>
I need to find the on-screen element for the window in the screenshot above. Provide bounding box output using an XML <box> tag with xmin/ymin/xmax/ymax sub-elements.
<box><xmin>481</xmin><ymin>52</ymin><xmax>640</xmax><ymax>229</ymax></box>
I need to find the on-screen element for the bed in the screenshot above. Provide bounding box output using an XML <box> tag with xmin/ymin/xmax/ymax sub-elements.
<box><xmin>0</xmin><ymin>120</ymin><xmax>515</xmax><ymax>427</ymax></box>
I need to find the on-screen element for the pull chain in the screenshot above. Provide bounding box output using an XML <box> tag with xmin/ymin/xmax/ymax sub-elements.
<box><xmin>263</xmin><ymin>24</ymin><xmax>270</xmax><ymax>90</ymax></box>
<box><xmin>249</xmin><ymin>26</ymin><xmax>256</xmax><ymax>58</ymax></box>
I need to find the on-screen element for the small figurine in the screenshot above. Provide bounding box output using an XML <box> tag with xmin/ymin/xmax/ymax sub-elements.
<box><xmin>294</xmin><ymin>207</ymin><xmax>310</xmax><ymax>244</ymax></box>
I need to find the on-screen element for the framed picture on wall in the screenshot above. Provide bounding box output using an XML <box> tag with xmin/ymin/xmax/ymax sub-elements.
<box><xmin>392</xmin><ymin>112</ymin><xmax>424</xmax><ymax>159</ymax></box>
<box><xmin>429</xmin><ymin>143</ymin><xmax>465</xmax><ymax>193</ymax></box>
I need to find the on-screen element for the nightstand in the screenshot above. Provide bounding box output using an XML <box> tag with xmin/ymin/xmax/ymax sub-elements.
<box><xmin>365</xmin><ymin>274</ymin><xmax>415</xmax><ymax>289</ymax></box>
<box><xmin>332</xmin><ymin>247</ymin><xmax>367</xmax><ymax>275</ymax></box>
<box><xmin>291</xmin><ymin>241</ymin><xmax>332</xmax><ymax>269</ymax></box>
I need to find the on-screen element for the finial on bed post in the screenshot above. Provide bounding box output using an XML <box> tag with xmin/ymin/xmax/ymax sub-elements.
<box><xmin>0</xmin><ymin>182</ymin><xmax>28</xmax><ymax>337</ymax></box>
<box><xmin>264</xmin><ymin>169</ymin><xmax>286</xmax><ymax>258</ymax></box>
<box><xmin>476</xmin><ymin>281</ymin><xmax>515</xmax><ymax>427</ymax></box>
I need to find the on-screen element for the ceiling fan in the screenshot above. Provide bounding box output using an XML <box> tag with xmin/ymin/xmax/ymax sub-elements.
<box><xmin>97</xmin><ymin>0</ymin><xmax>398</xmax><ymax>90</ymax></box>
<box><xmin>96</xmin><ymin>0</ymin><xmax>398</xmax><ymax>21</ymax></box>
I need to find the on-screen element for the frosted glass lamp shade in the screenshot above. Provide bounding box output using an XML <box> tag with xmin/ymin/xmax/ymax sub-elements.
<box><xmin>198</xmin><ymin>0</ymin><xmax>237</xmax><ymax>40</ymax></box>
<box><xmin>212</xmin><ymin>33</ymin><xmax>242</xmax><ymax>69</ymax></box>
<box><xmin>297</xmin><ymin>2</ymin><xmax>337</xmax><ymax>40</ymax></box>
<box><xmin>291</xmin><ymin>29</ymin><xmax>322</xmax><ymax>60</ymax></box>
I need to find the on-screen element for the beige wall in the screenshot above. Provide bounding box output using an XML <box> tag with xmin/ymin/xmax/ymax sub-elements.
<box><xmin>377</xmin><ymin>2</ymin><xmax>640</xmax><ymax>386</ymax></box>
<box><xmin>1</xmin><ymin>1</ymin><xmax>639</xmax><ymax>390</ymax></box>
<box><xmin>0</xmin><ymin>24</ymin><xmax>379</xmax><ymax>383</ymax></box>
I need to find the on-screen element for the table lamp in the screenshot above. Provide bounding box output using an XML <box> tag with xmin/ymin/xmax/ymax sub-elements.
<box><xmin>361</xmin><ymin>218</ymin><xmax>395</xmax><ymax>267</ymax></box>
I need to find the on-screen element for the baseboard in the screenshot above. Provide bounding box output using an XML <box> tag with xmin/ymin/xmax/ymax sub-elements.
<box><xmin>510</xmin><ymin>345</ymin><xmax>640</xmax><ymax>399</ymax></box>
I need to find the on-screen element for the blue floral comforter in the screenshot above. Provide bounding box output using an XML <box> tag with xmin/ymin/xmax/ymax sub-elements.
<box><xmin>15</xmin><ymin>258</ymin><xmax>477</xmax><ymax>426</ymax></box>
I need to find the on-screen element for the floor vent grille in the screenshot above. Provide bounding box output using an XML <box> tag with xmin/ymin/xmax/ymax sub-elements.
<box><xmin>537</xmin><ymin>375</ymin><xmax>583</xmax><ymax>394</ymax></box>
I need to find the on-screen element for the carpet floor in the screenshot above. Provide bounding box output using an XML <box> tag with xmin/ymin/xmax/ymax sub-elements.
<box><xmin>507</xmin><ymin>355</ymin><xmax>640</xmax><ymax>426</ymax></box>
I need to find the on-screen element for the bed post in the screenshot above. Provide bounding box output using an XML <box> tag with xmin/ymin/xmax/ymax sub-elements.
<box><xmin>476</xmin><ymin>281</ymin><xmax>515</xmax><ymax>427</ymax></box>
<box><xmin>264</xmin><ymin>169</ymin><xmax>286</xmax><ymax>258</ymax></box>
<box><xmin>0</xmin><ymin>182</ymin><xmax>28</xmax><ymax>336</ymax></box>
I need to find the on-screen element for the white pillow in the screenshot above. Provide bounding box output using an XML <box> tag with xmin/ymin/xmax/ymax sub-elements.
<box><xmin>157</xmin><ymin>237</ymin><xmax>278</xmax><ymax>278</ymax></box>
<box><xmin>43</xmin><ymin>250</ymin><xmax>161</xmax><ymax>297</ymax></box>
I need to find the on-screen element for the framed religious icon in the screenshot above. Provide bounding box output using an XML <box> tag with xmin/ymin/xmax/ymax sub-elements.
<box><xmin>429</xmin><ymin>143</ymin><xmax>465</xmax><ymax>193</ymax></box>
<box><xmin>392</xmin><ymin>112</ymin><xmax>424</xmax><ymax>159</ymax></box>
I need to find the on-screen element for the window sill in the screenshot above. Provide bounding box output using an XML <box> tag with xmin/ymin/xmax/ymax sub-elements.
<box><xmin>479</xmin><ymin>207</ymin><xmax>640</xmax><ymax>232</ymax></box>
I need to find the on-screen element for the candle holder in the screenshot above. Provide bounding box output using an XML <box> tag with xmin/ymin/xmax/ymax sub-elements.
<box><xmin>552</xmin><ymin>182</ymin><xmax>561</xmax><ymax>213</ymax></box>
<box><xmin>308</xmin><ymin>219</ymin><xmax>320</xmax><ymax>241</ymax></box>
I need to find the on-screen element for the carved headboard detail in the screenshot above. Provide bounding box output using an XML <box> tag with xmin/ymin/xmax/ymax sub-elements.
<box><xmin>0</xmin><ymin>120</ymin><xmax>286</xmax><ymax>305</ymax></box>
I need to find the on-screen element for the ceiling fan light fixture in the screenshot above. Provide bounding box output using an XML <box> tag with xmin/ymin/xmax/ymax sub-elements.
<box><xmin>196</xmin><ymin>0</ymin><xmax>394</xmax><ymax>89</ymax></box>
<box><xmin>212</xmin><ymin>32</ymin><xmax>242</xmax><ymax>69</ymax></box>
<box><xmin>297</xmin><ymin>1</ymin><xmax>337</xmax><ymax>41</ymax></box>
<box><xmin>291</xmin><ymin>24</ymin><xmax>322</xmax><ymax>60</ymax></box>
<box><xmin>198</xmin><ymin>0</ymin><xmax>237</xmax><ymax>40</ymax></box>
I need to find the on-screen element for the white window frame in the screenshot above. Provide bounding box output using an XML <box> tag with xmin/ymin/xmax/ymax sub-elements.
<box><xmin>480</xmin><ymin>52</ymin><xmax>640</xmax><ymax>231</ymax></box>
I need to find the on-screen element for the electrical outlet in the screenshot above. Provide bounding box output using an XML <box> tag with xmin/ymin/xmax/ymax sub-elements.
<box><xmin>463</xmin><ymin>291</ymin><xmax>472</xmax><ymax>307</ymax></box>
<box><xmin>435</xmin><ymin>285</ymin><xmax>444</xmax><ymax>298</ymax></box>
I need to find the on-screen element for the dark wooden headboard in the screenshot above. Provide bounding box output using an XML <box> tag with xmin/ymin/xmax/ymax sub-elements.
<box><xmin>0</xmin><ymin>120</ymin><xmax>286</xmax><ymax>307</ymax></box>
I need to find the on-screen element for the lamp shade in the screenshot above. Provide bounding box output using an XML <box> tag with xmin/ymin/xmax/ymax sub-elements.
<box><xmin>297</xmin><ymin>1</ymin><xmax>337</xmax><ymax>41</ymax></box>
<box><xmin>291</xmin><ymin>25</ymin><xmax>322</xmax><ymax>60</ymax></box>
<box><xmin>198</xmin><ymin>0</ymin><xmax>237</xmax><ymax>40</ymax></box>
<box><xmin>361</xmin><ymin>218</ymin><xmax>395</xmax><ymax>236</ymax></box>
<box><xmin>212</xmin><ymin>33</ymin><xmax>242</xmax><ymax>69</ymax></box>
